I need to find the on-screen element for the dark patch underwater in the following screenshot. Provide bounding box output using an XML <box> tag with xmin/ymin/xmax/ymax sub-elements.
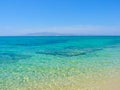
<box><xmin>0</xmin><ymin>52</ymin><xmax>31</xmax><ymax>64</ymax></box>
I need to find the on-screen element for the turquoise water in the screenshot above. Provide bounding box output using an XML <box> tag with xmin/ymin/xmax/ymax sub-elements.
<box><xmin>0</xmin><ymin>36</ymin><xmax>120</xmax><ymax>90</ymax></box>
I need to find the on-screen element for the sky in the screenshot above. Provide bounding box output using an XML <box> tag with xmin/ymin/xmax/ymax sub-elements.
<box><xmin>0</xmin><ymin>0</ymin><xmax>120</xmax><ymax>36</ymax></box>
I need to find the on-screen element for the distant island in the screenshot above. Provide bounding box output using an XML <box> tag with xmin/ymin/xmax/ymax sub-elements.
<box><xmin>24</xmin><ymin>32</ymin><xmax>75</xmax><ymax>36</ymax></box>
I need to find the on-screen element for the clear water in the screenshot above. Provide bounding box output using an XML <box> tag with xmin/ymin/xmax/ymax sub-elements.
<box><xmin>0</xmin><ymin>36</ymin><xmax>120</xmax><ymax>90</ymax></box>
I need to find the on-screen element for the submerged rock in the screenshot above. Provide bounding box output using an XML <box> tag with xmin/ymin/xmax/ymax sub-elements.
<box><xmin>36</xmin><ymin>48</ymin><xmax>102</xmax><ymax>57</ymax></box>
<box><xmin>0</xmin><ymin>52</ymin><xmax>31</xmax><ymax>64</ymax></box>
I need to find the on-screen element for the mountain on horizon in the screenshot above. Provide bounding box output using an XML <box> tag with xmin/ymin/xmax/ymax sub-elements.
<box><xmin>24</xmin><ymin>32</ymin><xmax>74</xmax><ymax>36</ymax></box>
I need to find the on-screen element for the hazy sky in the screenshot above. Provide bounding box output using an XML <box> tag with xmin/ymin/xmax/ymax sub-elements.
<box><xmin>0</xmin><ymin>0</ymin><xmax>120</xmax><ymax>36</ymax></box>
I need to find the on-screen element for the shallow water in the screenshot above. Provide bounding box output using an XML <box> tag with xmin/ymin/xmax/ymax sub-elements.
<box><xmin>0</xmin><ymin>36</ymin><xmax>120</xmax><ymax>90</ymax></box>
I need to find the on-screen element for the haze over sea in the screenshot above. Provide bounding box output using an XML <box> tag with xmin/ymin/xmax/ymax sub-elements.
<box><xmin>0</xmin><ymin>36</ymin><xmax>120</xmax><ymax>90</ymax></box>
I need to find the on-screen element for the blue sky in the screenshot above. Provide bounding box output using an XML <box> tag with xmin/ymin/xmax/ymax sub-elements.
<box><xmin>0</xmin><ymin>0</ymin><xmax>120</xmax><ymax>35</ymax></box>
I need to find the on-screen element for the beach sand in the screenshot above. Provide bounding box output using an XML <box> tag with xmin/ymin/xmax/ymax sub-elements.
<box><xmin>9</xmin><ymin>74</ymin><xmax>120</xmax><ymax>90</ymax></box>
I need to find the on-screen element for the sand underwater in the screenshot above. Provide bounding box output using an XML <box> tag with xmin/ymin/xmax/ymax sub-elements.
<box><xmin>0</xmin><ymin>36</ymin><xmax>120</xmax><ymax>90</ymax></box>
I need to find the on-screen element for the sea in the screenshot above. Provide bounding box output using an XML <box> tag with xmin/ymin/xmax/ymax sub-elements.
<box><xmin>0</xmin><ymin>36</ymin><xmax>120</xmax><ymax>90</ymax></box>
